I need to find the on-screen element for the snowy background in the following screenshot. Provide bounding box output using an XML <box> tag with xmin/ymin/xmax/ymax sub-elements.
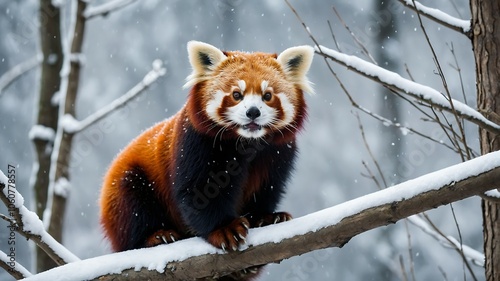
<box><xmin>0</xmin><ymin>0</ymin><xmax>484</xmax><ymax>280</ymax></box>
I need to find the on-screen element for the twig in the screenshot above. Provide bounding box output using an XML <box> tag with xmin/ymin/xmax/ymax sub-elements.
<box><xmin>324</xmin><ymin>55</ymin><xmax>460</xmax><ymax>154</ymax></box>
<box><xmin>397</xmin><ymin>0</ymin><xmax>471</xmax><ymax>37</ymax></box>
<box><xmin>361</xmin><ymin>160</ymin><xmax>382</xmax><ymax>190</ymax></box>
<box><xmin>355</xmin><ymin>113</ymin><xmax>388</xmax><ymax>188</ymax></box>
<box><xmin>0</xmin><ymin>56</ymin><xmax>41</xmax><ymax>97</ymax></box>
<box><xmin>411</xmin><ymin>0</ymin><xmax>471</xmax><ymax>161</ymax></box>
<box><xmin>447</xmin><ymin>43</ymin><xmax>468</xmax><ymax>106</ymax></box>
<box><xmin>403</xmin><ymin>220</ymin><xmax>417</xmax><ymax>281</ymax></box>
<box><xmin>62</xmin><ymin>60</ymin><xmax>166</xmax><ymax>134</ymax></box>
<box><xmin>411</xmin><ymin>214</ymin><xmax>483</xmax><ymax>270</ymax></box>
<box><xmin>84</xmin><ymin>0</ymin><xmax>137</xmax><ymax>19</ymax></box>
<box><xmin>398</xmin><ymin>255</ymin><xmax>409</xmax><ymax>281</ymax></box>
<box><xmin>326</xmin><ymin>20</ymin><xmax>341</xmax><ymax>51</ymax></box>
<box><xmin>332</xmin><ymin>6</ymin><xmax>377</xmax><ymax>64</ymax></box>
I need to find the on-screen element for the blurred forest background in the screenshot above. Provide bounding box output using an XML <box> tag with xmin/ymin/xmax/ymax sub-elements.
<box><xmin>0</xmin><ymin>0</ymin><xmax>482</xmax><ymax>280</ymax></box>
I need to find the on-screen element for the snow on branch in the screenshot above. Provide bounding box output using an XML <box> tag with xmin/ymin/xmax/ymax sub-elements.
<box><xmin>62</xmin><ymin>60</ymin><xmax>166</xmax><ymax>134</ymax></box>
<box><xmin>0</xmin><ymin>56</ymin><xmax>41</xmax><ymax>97</ymax></box>
<box><xmin>84</xmin><ymin>0</ymin><xmax>137</xmax><ymax>19</ymax></box>
<box><xmin>0</xmin><ymin>250</ymin><xmax>32</xmax><ymax>279</ymax></box>
<box><xmin>315</xmin><ymin>45</ymin><xmax>500</xmax><ymax>135</ymax></box>
<box><xmin>21</xmin><ymin>151</ymin><xmax>500</xmax><ymax>281</ymax></box>
<box><xmin>407</xmin><ymin>215</ymin><xmax>484</xmax><ymax>267</ymax></box>
<box><xmin>398</xmin><ymin>0</ymin><xmax>471</xmax><ymax>36</ymax></box>
<box><xmin>0</xmin><ymin>170</ymin><xmax>80</xmax><ymax>268</ymax></box>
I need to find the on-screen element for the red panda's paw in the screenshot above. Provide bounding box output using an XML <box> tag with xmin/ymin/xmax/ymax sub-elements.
<box><xmin>207</xmin><ymin>217</ymin><xmax>250</xmax><ymax>252</ymax></box>
<box><xmin>145</xmin><ymin>229</ymin><xmax>182</xmax><ymax>247</ymax></box>
<box><xmin>247</xmin><ymin>212</ymin><xmax>293</xmax><ymax>228</ymax></box>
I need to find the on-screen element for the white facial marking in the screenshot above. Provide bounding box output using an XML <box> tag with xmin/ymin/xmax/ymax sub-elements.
<box><xmin>276</xmin><ymin>93</ymin><xmax>295</xmax><ymax>126</ymax></box>
<box><xmin>227</xmin><ymin>94</ymin><xmax>276</xmax><ymax>139</ymax></box>
<box><xmin>261</xmin><ymin>80</ymin><xmax>269</xmax><ymax>93</ymax></box>
<box><xmin>237</xmin><ymin>80</ymin><xmax>246</xmax><ymax>93</ymax></box>
<box><xmin>206</xmin><ymin>90</ymin><xmax>227</xmax><ymax>122</ymax></box>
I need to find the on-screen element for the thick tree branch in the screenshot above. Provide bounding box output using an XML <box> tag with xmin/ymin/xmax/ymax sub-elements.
<box><xmin>23</xmin><ymin>151</ymin><xmax>500</xmax><ymax>281</ymax></box>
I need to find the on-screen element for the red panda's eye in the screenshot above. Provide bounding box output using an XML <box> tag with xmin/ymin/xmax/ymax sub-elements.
<box><xmin>232</xmin><ymin>91</ymin><xmax>243</xmax><ymax>101</ymax></box>
<box><xmin>263</xmin><ymin>92</ymin><xmax>272</xmax><ymax>101</ymax></box>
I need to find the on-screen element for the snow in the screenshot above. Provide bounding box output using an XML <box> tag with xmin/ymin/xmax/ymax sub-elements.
<box><xmin>60</xmin><ymin>114</ymin><xmax>82</xmax><ymax>134</ymax></box>
<box><xmin>407</xmin><ymin>215</ymin><xmax>484</xmax><ymax>266</ymax></box>
<box><xmin>0</xmin><ymin>251</ymin><xmax>32</xmax><ymax>278</ymax></box>
<box><xmin>53</xmin><ymin>177</ymin><xmax>71</xmax><ymax>198</ymax></box>
<box><xmin>28</xmin><ymin>125</ymin><xmax>56</xmax><ymax>142</ymax></box>
<box><xmin>0</xmin><ymin>170</ymin><xmax>80</xmax><ymax>265</ymax></box>
<box><xmin>316</xmin><ymin>45</ymin><xmax>500</xmax><ymax>133</ymax></box>
<box><xmin>403</xmin><ymin>0</ymin><xmax>471</xmax><ymax>33</ymax></box>
<box><xmin>17</xmin><ymin>150</ymin><xmax>500</xmax><ymax>280</ymax></box>
<box><xmin>485</xmin><ymin>189</ymin><xmax>500</xmax><ymax>198</ymax></box>
<box><xmin>23</xmin><ymin>239</ymin><xmax>218</xmax><ymax>281</ymax></box>
<box><xmin>64</xmin><ymin>60</ymin><xmax>166</xmax><ymax>134</ymax></box>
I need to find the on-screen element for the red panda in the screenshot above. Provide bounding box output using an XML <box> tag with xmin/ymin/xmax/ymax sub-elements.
<box><xmin>99</xmin><ymin>41</ymin><xmax>313</xmax><ymax>276</ymax></box>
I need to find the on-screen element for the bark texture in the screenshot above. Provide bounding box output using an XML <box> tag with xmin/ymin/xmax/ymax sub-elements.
<box><xmin>34</xmin><ymin>0</ymin><xmax>63</xmax><ymax>272</ymax></box>
<box><xmin>470</xmin><ymin>0</ymin><xmax>500</xmax><ymax>280</ymax></box>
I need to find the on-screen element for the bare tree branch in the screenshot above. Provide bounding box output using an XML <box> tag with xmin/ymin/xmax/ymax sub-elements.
<box><xmin>397</xmin><ymin>0</ymin><xmax>471</xmax><ymax>37</ymax></box>
<box><xmin>0</xmin><ymin>56</ymin><xmax>41</xmax><ymax>97</ymax></box>
<box><xmin>84</xmin><ymin>0</ymin><xmax>137</xmax><ymax>19</ymax></box>
<box><xmin>61</xmin><ymin>60</ymin><xmax>167</xmax><ymax>134</ymax></box>
<box><xmin>21</xmin><ymin>151</ymin><xmax>500</xmax><ymax>281</ymax></box>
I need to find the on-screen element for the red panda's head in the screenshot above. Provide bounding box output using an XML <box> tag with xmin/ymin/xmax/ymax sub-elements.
<box><xmin>184</xmin><ymin>41</ymin><xmax>314</xmax><ymax>142</ymax></box>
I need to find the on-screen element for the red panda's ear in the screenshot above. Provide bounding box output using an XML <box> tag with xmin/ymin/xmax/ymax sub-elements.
<box><xmin>184</xmin><ymin>41</ymin><xmax>227</xmax><ymax>89</ymax></box>
<box><xmin>277</xmin><ymin>46</ymin><xmax>315</xmax><ymax>95</ymax></box>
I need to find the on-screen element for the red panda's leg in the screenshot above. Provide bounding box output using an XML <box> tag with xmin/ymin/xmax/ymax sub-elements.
<box><xmin>173</xmin><ymin>125</ymin><xmax>252</xmax><ymax>250</ymax></box>
<box><xmin>145</xmin><ymin>229</ymin><xmax>182</xmax><ymax>247</ymax></box>
<box><xmin>205</xmin><ymin>217</ymin><xmax>250</xmax><ymax>251</ymax></box>
<box><xmin>243</xmin><ymin>141</ymin><xmax>297</xmax><ymax>228</ymax></box>
<box><xmin>107</xmin><ymin>165</ymin><xmax>180</xmax><ymax>251</ymax></box>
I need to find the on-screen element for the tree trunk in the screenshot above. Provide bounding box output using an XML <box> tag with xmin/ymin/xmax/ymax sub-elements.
<box><xmin>48</xmin><ymin>0</ymin><xmax>87</xmax><ymax>247</ymax></box>
<box><xmin>34</xmin><ymin>0</ymin><xmax>63</xmax><ymax>273</ymax></box>
<box><xmin>470</xmin><ymin>0</ymin><xmax>500</xmax><ymax>280</ymax></box>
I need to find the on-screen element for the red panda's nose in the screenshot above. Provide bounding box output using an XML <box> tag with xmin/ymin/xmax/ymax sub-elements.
<box><xmin>246</xmin><ymin>107</ymin><xmax>261</xmax><ymax>120</ymax></box>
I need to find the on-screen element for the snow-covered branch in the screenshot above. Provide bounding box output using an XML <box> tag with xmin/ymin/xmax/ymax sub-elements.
<box><xmin>315</xmin><ymin>45</ymin><xmax>500</xmax><ymax>135</ymax></box>
<box><xmin>21</xmin><ymin>151</ymin><xmax>500</xmax><ymax>281</ymax></box>
<box><xmin>84</xmin><ymin>0</ymin><xmax>137</xmax><ymax>19</ymax></box>
<box><xmin>398</xmin><ymin>0</ymin><xmax>471</xmax><ymax>36</ymax></box>
<box><xmin>0</xmin><ymin>56</ymin><xmax>41</xmax><ymax>97</ymax></box>
<box><xmin>0</xmin><ymin>249</ymin><xmax>32</xmax><ymax>279</ymax></box>
<box><xmin>407</xmin><ymin>215</ymin><xmax>484</xmax><ymax>267</ymax></box>
<box><xmin>62</xmin><ymin>60</ymin><xmax>166</xmax><ymax>134</ymax></box>
<box><xmin>0</xmin><ymin>171</ymin><xmax>80</xmax><ymax>268</ymax></box>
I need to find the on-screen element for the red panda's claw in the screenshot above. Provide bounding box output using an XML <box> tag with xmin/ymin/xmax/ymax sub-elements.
<box><xmin>145</xmin><ymin>229</ymin><xmax>182</xmax><ymax>247</ymax></box>
<box><xmin>207</xmin><ymin>217</ymin><xmax>250</xmax><ymax>252</ymax></box>
<box><xmin>160</xmin><ymin>235</ymin><xmax>168</xmax><ymax>244</ymax></box>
